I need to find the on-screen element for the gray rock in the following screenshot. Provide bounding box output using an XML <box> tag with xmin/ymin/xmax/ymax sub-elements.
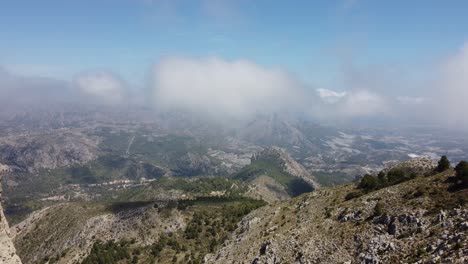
<box><xmin>339</xmin><ymin>210</ymin><xmax>363</xmax><ymax>223</ymax></box>
<box><xmin>460</xmin><ymin>222</ymin><xmax>468</xmax><ymax>230</ymax></box>
<box><xmin>0</xmin><ymin>188</ymin><xmax>22</xmax><ymax>263</ymax></box>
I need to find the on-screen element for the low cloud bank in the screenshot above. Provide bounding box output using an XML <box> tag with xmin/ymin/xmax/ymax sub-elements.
<box><xmin>315</xmin><ymin>88</ymin><xmax>388</xmax><ymax>118</ymax></box>
<box><xmin>433</xmin><ymin>43</ymin><xmax>468</xmax><ymax>128</ymax></box>
<box><xmin>1</xmin><ymin>41</ymin><xmax>468</xmax><ymax>130</ymax></box>
<box><xmin>150</xmin><ymin>57</ymin><xmax>393</xmax><ymax>121</ymax></box>
<box><xmin>74</xmin><ymin>71</ymin><xmax>126</xmax><ymax>104</ymax></box>
<box><xmin>0</xmin><ymin>67</ymin><xmax>74</xmax><ymax>107</ymax></box>
<box><xmin>151</xmin><ymin>57</ymin><xmax>308</xmax><ymax>119</ymax></box>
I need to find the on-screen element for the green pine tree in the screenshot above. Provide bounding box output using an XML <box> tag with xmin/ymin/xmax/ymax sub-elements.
<box><xmin>436</xmin><ymin>155</ymin><xmax>450</xmax><ymax>172</ymax></box>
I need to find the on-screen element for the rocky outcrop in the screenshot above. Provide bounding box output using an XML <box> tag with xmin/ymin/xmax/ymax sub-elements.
<box><xmin>373</xmin><ymin>212</ymin><xmax>426</xmax><ymax>236</ymax></box>
<box><xmin>0</xmin><ymin>187</ymin><xmax>21</xmax><ymax>263</ymax></box>
<box><xmin>338</xmin><ymin>209</ymin><xmax>363</xmax><ymax>223</ymax></box>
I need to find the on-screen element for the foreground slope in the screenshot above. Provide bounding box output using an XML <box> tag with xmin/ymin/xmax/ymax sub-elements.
<box><xmin>12</xmin><ymin>197</ymin><xmax>265</xmax><ymax>264</ymax></box>
<box><xmin>207</xmin><ymin>171</ymin><xmax>468</xmax><ymax>263</ymax></box>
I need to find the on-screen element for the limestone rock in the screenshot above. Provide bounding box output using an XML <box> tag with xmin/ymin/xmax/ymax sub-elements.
<box><xmin>0</xmin><ymin>194</ymin><xmax>21</xmax><ymax>263</ymax></box>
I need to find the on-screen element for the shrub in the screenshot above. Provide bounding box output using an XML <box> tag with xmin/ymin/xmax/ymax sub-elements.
<box><xmin>435</xmin><ymin>155</ymin><xmax>451</xmax><ymax>172</ymax></box>
<box><xmin>455</xmin><ymin>161</ymin><xmax>468</xmax><ymax>186</ymax></box>
<box><xmin>345</xmin><ymin>191</ymin><xmax>362</xmax><ymax>201</ymax></box>
<box><xmin>373</xmin><ymin>201</ymin><xmax>385</xmax><ymax>216</ymax></box>
<box><xmin>82</xmin><ymin>240</ymin><xmax>130</xmax><ymax>264</ymax></box>
<box><xmin>358</xmin><ymin>174</ymin><xmax>378</xmax><ymax>191</ymax></box>
<box><xmin>377</xmin><ymin>171</ymin><xmax>387</xmax><ymax>186</ymax></box>
<box><xmin>387</xmin><ymin>168</ymin><xmax>406</xmax><ymax>183</ymax></box>
<box><xmin>356</xmin><ymin>166</ymin><xmax>420</xmax><ymax>195</ymax></box>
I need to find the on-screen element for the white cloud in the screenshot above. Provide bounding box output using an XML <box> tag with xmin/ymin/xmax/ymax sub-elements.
<box><xmin>315</xmin><ymin>88</ymin><xmax>388</xmax><ymax>118</ymax></box>
<box><xmin>438</xmin><ymin>42</ymin><xmax>468</xmax><ymax>112</ymax></box>
<box><xmin>316</xmin><ymin>88</ymin><xmax>347</xmax><ymax>103</ymax></box>
<box><xmin>397</xmin><ymin>96</ymin><xmax>427</xmax><ymax>105</ymax></box>
<box><xmin>412</xmin><ymin>41</ymin><xmax>468</xmax><ymax>129</ymax></box>
<box><xmin>150</xmin><ymin>57</ymin><xmax>394</xmax><ymax>121</ymax></box>
<box><xmin>151</xmin><ymin>57</ymin><xmax>307</xmax><ymax>118</ymax></box>
<box><xmin>2</xmin><ymin>40</ymin><xmax>468</xmax><ymax>131</ymax></box>
<box><xmin>340</xmin><ymin>90</ymin><xmax>388</xmax><ymax>117</ymax></box>
<box><xmin>74</xmin><ymin>71</ymin><xmax>126</xmax><ymax>104</ymax></box>
<box><xmin>330</xmin><ymin>40</ymin><xmax>468</xmax><ymax>129</ymax></box>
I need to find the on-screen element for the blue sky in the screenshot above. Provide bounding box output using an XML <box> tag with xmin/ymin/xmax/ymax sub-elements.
<box><xmin>1</xmin><ymin>1</ymin><xmax>468</xmax><ymax>129</ymax></box>
<box><xmin>1</xmin><ymin>0</ymin><xmax>467</xmax><ymax>88</ymax></box>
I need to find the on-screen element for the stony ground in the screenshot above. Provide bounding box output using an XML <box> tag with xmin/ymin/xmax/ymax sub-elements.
<box><xmin>207</xmin><ymin>171</ymin><xmax>468</xmax><ymax>264</ymax></box>
<box><xmin>12</xmin><ymin>201</ymin><xmax>186</xmax><ymax>264</ymax></box>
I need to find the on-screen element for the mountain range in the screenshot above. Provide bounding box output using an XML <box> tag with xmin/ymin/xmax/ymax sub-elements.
<box><xmin>0</xmin><ymin>107</ymin><xmax>467</xmax><ymax>263</ymax></box>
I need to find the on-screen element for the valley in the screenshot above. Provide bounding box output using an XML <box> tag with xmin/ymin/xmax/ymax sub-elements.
<box><xmin>0</xmin><ymin>109</ymin><xmax>467</xmax><ymax>263</ymax></box>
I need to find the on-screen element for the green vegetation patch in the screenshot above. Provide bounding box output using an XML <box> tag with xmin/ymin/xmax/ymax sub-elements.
<box><xmin>234</xmin><ymin>158</ymin><xmax>313</xmax><ymax>197</ymax></box>
<box><xmin>146</xmin><ymin>197</ymin><xmax>265</xmax><ymax>264</ymax></box>
<box><xmin>82</xmin><ymin>240</ymin><xmax>132</xmax><ymax>264</ymax></box>
<box><xmin>314</xmin><ymin>171</ymin><xmax>356</xmax><ymax>187</ymax></box>
<box><xmin>119</xmin><ymin>177</ymin><xmax>248</xmax><ymax>202</ymax></box>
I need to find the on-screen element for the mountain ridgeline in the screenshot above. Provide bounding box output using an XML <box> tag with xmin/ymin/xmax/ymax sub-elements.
<box><xmin>234</xmin><ymin>148</ymin><xmax>318</xmax><ymax>199</ymax></box>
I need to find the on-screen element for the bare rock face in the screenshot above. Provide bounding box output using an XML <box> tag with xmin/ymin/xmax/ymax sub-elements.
<box><xmin>0</xmin><ymin>188</ymin><xmax>22</xmax><ymax>263</ymax></box>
